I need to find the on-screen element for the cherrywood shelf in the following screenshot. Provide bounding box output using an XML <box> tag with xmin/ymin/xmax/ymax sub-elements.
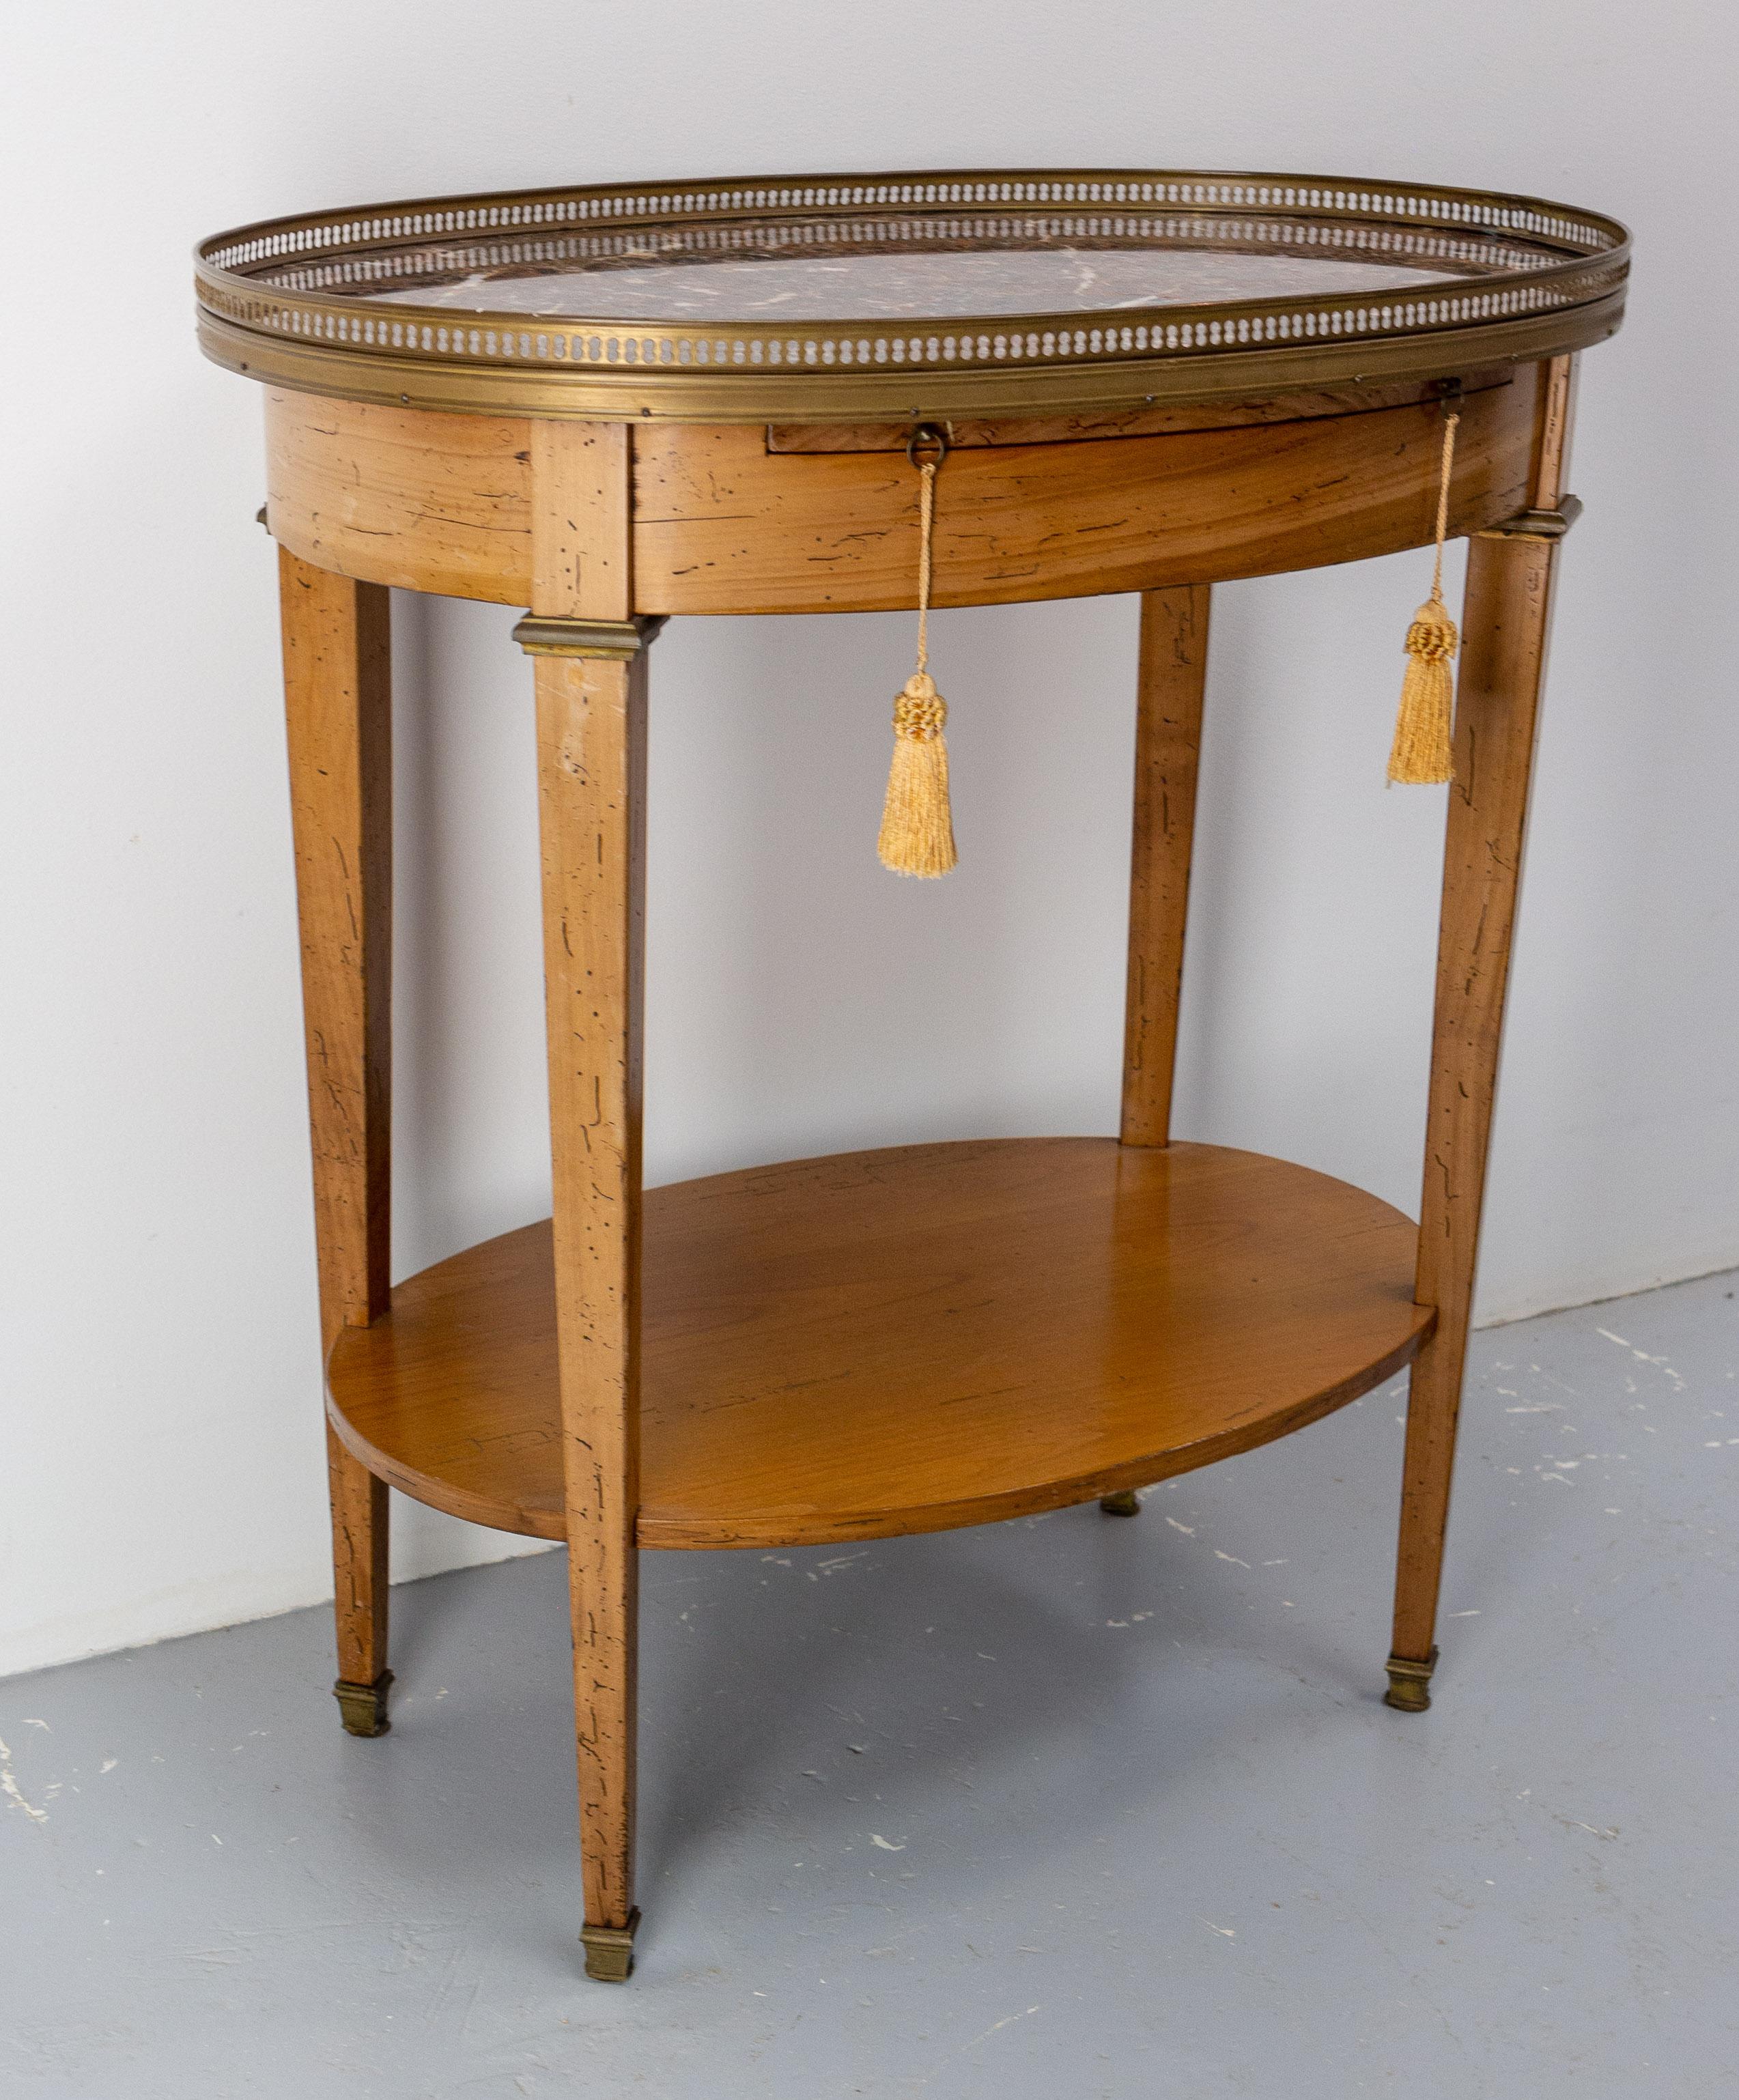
<box><xmin>326</xmin><ymin>1139</ymin><xmax>1432</xmax><ymax>1549</ymax></box>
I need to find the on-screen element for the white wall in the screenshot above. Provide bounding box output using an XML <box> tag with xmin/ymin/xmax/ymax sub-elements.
<box><xmin>3</xmin><ymin>1</ymin><xmax>1734</xmax><ymax>1678</ymax></box>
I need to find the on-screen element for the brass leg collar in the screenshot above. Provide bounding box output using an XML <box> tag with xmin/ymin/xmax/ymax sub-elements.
<box><xmin>1472</xmin><ymin>494</ymin><xmax>1582</xmax><ymax>543</ymax></box>
<box><xmin>1383</xmin><ymin>1647</ymin><xmax>1438</xmax><ymax>1714</ymax></box>
<box><xmin>513</xmin><ymin>614</ymin><xmax>666</xmax><ymax>661</ymax></box>
<box><xmin>333</xmin><ymin>1670</ymin><xmax>393</xmax><ymax>1737</ymax></box>
<box><xmin>1099</xmin><ymin>1489</ymin><xmax>1142</xmax><ymax>1517</ymax></box>
<box><xmin>581</xmin><ymin>1907</ymin><xmax>640</xmax><ymax>1983</ymax></box>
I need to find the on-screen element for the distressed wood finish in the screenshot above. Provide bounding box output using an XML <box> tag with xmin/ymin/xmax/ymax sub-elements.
<box><xmin>267</xmin><ymin>392</ymin><xmax>532</xmax><ymax>604</ymax></box>
<box><xmin>264</xmin><ymin>369</ymin><xmax>1538</xmax><ymax>616</ymax></box>
<box><xmin>278</xmin><ymin>550</ymin><xmax>394</xmax><ymax>1712</ymax></box>
<box><xmin>530</xmin><ymin>422</ymin><xmax>645</xmax><ymax>1940</ymax></box>
<box><xmin>1389</xmin><ymin>356</ymin><xmax>1577</xmax><ymax>1692</ymax></box>
<box><xmin>327</xmin><ymin>1139</ymin><xmax>1436</xmax><ymax>1546</ymax></box>
<box><xmin>638</xmin><ymin>379</ymin><xmax>1537</xmax><ymax>612</ymax></box>
<box><xmin>1121</xmin><ymin>586</ymin><xmax>1211</xmax><ymax>1148</ymax></box>
<box><xmin>244</xmin><ymin>315</ymin><xmax>1596</xmax><ymax>1970</ymax></box>
<box><xmin>762</xmin><ymin>370</ymin><xmax>1516</xmax><ymax>453</ymax></box>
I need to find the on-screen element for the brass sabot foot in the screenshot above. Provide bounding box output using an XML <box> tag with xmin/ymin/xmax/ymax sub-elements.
<box><xmin>333</xmin><ymin>1671</ymin><xmax>394</xmax><ymax>1736</ymax></box>
<box><xmin>1099</xmin><ymin>1489</ymin><xmax>1142</xmax><ymax>1517</ymax></box>
<box><xmin>1383</xmin><ymin>1648</ymin><xmax>1438</xmax><ymax>1714</ymax></box>
<box><xmin>581</xmin><ymin>1907</ymin><xmax>640</xmax><ymax>1983</ymax></box>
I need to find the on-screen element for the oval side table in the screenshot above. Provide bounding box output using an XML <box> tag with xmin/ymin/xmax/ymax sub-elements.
<box><xmin>195</xmin><ymin>169</ymin><xmax>1629</xmax><ymax>1981</ymax></box>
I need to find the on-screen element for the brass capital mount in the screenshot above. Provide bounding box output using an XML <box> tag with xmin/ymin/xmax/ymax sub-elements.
<box><xmin>512</xmin><ymin>614</ymin><xmax>667</xmax><ymax>660</ymax></box>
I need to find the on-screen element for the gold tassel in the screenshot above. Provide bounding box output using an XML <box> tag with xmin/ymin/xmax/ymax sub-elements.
<box><xmin>1387</xmin><ymin>408</ymin><xmax>1461</xmax><ymax>786</ymax></box>
<box><xmin>878</xmin><ymin>436</ymin><xmax>958</xmax><ymax>876</ymax></box>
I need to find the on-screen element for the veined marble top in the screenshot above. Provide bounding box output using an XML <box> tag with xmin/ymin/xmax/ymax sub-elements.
<box><xmin>256</xmin><ymin>210</ymin><xmax>1531</xmax><ymax>325</ymax></box>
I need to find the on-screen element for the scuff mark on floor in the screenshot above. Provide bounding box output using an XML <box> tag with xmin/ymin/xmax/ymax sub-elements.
<box><xmin>1596</xmin><ymin>1329</ymin><xmax>1686</xmax><ymax>1389</ymax></box>
<box><xmin>1</xmin><ymin>1737</ymin><xmax>48</xmax><ymax>1824</ymax></box>
<box><xmin>1555</xmin><ymin>1817</ymin><xmax>1620</xmax><ymax>1841</ymax></box>
<box><xmin>960</xmin><ymin>2004</ymin><xmax>1039</xmax><ymax>2049</ymax></box>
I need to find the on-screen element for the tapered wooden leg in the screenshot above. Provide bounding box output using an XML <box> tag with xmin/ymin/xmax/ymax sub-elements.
<box><xmin>1101</xmin><ymin>585</ymin><xmax>1210</xmax><ymax>1518</ymax></box>
<box><xmin>328</xmin><ymin>1428</ymin><xmax>391</xmax><ymax>1734</ymax></box>
<box><xmin>1387</xmin><ymin>354</ymin><xmax>1576</xmax><ymax>1710</ymax></box>
<box><xmin>524</xmin><ymin>423</ymin><xmax>647</xmax><ymax>1980</ymax></box>
<box><xmin>278</xmin><ymin>548</ymin><xmax>395</xmax><ymax>1735</ymax></box>
<box><xmin>1387</xmin><ymin>529</ymin><xmax>1564</xmax><ymax>1710</ymax></box>
<box><xmin>1119</xmin><ymin>584</ymin><xmax>1211</xmax><ymax>1150</ymax></box>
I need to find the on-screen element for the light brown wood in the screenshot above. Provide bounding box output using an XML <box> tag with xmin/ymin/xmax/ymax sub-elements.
<box><xmin>1121</xmin><ymin>586</ymin><xmax>1210</xmax><ymax>1147</ymax></box>
<box><xmin>328</xmin><ymin>1139</ymin><xmax>1435</xmax><ymax>1547</ymax></box>
<box><xmin>763</xmin><ymin>370</ymin><xmax>1515</xmax><ymax>452</ymax></box>
<box><xmin>277</xmin><ymin>549</ymin><xmax>393</xmax><ymax>1691</ymax></box>
<box><xmin>266</xmin><ymin>393</ymin><xmax>532</xmax><ymax>604</ymax></box>
<box><xmin>265</xmin><ymin>369</ymin><xmax>1540</xmax><ymax>619</ymax></box>
<box><xmin>634</xmin><ymin>373</ymin><xmax>1538</xmax><ymax>613</ymax></box>
<box><xmin>1390</xmin><ymin>356</ymin><xmax>1576</xmax><ymax>1671</ymax></box>
<box><xmin>323</xmin><ymin>1421</ymin><xmax>388</xmax><ymax>1690</ymax></box>
<box><xmin>253</xmin><ymin>330</ymin><xmax>1595</xmax><ymax>1963</ymax></box>
<box><xmin>531</xmin><ymin>421</ymin><xmax>642</xmax><ymax>1935</ymax></box>
<box><xmin>533</xmin><ymin>422</ymin><xmax>632</xmax><ymax>623</ymax></box>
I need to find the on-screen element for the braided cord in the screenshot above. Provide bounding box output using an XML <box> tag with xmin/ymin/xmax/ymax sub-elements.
<box><xmin>1430</xmin><ymin>411</ymin><xmax>1460</xmax><ymax>604</ymax></box>
<box><xmin>916</xmin><ymin>459</ymin><xmax>935</xmax><ymax>673</ymax></box>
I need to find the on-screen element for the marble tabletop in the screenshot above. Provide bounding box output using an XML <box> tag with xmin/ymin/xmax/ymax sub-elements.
<box><xmin>280</xmin><ymin>212</ymin><xmax>1500</xmax><ymax>324</ymax></box>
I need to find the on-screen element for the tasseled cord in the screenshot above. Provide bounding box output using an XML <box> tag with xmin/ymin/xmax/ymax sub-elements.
<box><xmin>878</xmin><ymin>440</ymin><xmax>958</xmax><ymax>876</ymax></box>
<box><xmin>1388</xmin><ymin>407</ymin><xmax>1462</xmax><ymax>786</ymax></box>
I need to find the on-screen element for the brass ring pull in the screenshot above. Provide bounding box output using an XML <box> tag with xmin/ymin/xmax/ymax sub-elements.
<box><xmin>906</xmin><ymin>423</ymin><xmax>950</xmax><ymax>470</ymax></box>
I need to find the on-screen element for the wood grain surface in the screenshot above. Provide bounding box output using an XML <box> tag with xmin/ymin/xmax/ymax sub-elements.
<box><xmin>277</xmin><ymin>550</ymin><xmax>393</xmax><ymax>1688</ymax></box>
<box><xmin>255</xmin><ymin>341</ymin><xmax>1585</xmax><ymax>1959</ymax></box>
<box><xmin>531</xmin><ymin>420</ymin><xmax>644</xmax><ymax>1933</ymax></box>
<box><xmin>1389</xmin><ymin>356</ymin><xmax>1576</xmax><ymax>1669</ymax></box>
<box><xmin>634</xmin><ymin>376</ymin><xmax>1538</xmax><ymax>613</ymax></box>
<box><xmin>1121</xmin><ymin>586</ymin><xmax>1210</xmax><ymax>1147</ymax></box>
<box><xmin>263</xmin><ymin>369</ymin><xmax>1538</xmax><ymax>616</ymax></box>
<box><xmin>762</xmin><ymin>371</ymin><xmax>1514</xmax><ymax>452</ymax></box>
<box><xmin>267</xmin><ymin>393</ymin><xmax>532</xmax><ymax>604</ymax></box>
<box><xmin>328</xmin><ymin>1138</ymin><xmax>1434</xmax><ymax>1549</ymax></box>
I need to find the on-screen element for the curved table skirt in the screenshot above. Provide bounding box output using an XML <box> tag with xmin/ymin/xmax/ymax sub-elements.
<box><xmin>326</xmin><ymin>1137</ymin><xmax>1435</xmax><ymax>1550</ymax></box>
<box><xmin>263</xmin><ymin>363</ymin><xmax>1544</xmax><ymax>615</ymax></box>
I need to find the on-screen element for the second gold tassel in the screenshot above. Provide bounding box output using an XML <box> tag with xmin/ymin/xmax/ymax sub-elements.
<box><xmin>878</xmin><ymin>428</ymin><xmax>958</xmax><ymax>877</ymax></box>
<box><xmin>1387</xmin><ymin>406</ymin><xmax>1462</xmax><ymax>786</ymax></box>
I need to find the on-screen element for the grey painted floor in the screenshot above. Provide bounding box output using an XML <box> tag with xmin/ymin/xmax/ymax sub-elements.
<box><xmin>5</xmin><ymin>1271</ymin><xmax>1736</xmax><ymax>2099</ymax></box>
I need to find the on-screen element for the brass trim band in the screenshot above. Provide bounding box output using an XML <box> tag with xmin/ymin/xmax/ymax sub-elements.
<box><xmin>197</xmin><ymin>294</ymin><xmax>1626</xmax><ymax>426</ymax></box>
<box><xmin>513</xmin><ymin>614</ymin><xmax>667</xmax><ymax>660</ymax></box>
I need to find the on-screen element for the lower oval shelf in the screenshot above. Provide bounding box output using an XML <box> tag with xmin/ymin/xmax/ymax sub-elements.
<box><xmin>328</xmin><ymin>1137</ymin><xmax>1434</xmax><ymax>1549</ymax></box>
